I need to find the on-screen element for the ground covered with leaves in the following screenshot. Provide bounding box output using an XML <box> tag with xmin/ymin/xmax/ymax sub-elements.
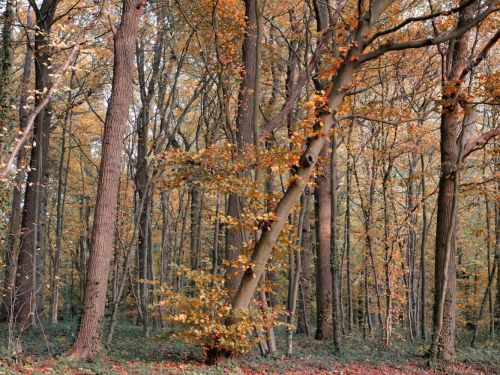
<box><xmin>0</xmin><ymin>322</ymin><xmax>498</xmax><ymax>374</ymax></box>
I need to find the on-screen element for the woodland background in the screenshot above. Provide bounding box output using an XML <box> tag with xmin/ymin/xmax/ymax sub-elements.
<box><xmin>0</xmin><ymin>0</ymin><xmax>498</xmax><ymax>373</ymax></box>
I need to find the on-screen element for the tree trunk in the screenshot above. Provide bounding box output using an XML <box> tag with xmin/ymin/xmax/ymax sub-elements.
<box><xmin>331</xmin><ymin>129</ymin><xmax>341</xmax><ymax>352</ymax></box>
<box><xmin>0</xmin><ymin>0</ymin><xmax>14</xmax><ymax>144</ymax></box>
<box><xmin>314</xmin><ymin>145</ymin><xmax>333</xmax><ymax>340</ymax></box>
<box><xmin>297</xmin><ymin>188</ymin><xmax>312</xmax><ymax>335</ymax></box>
<box><xmin>345</xmin><ymin>124</ymin><xmax>354</xmax><ymax>332</ymax></box>
<box><xmin>1</xmin><ymin>10</ymin><xmax>33</xmax><ymax>322</ymax></box>
<box><xmin>14</xmin><ymin>0</ymin><xmax>59</xmax><ymax>328</ymax></box>
<box><xmin>420</xmin><ymin>155</ymin><xmax>428</xmax><ymax>341</ymax></box>
<box><xmin>225</xmin><ymin>0</ymin><xmax>257</xmax><ymax>293</ymax></box>
<box><xmin>66</xmin><ymin>0</ymin><xmax>144</xmax><ymax>360</ymax></box>
<box><xmin>231</xmin><ymin>0</ymin><xmax>392</xmax><ymax>321</ymax></box>
<box><xmin>431</xmin><ymin>3</ymin><xmax>474</xmax><ymax>362</ymax></box>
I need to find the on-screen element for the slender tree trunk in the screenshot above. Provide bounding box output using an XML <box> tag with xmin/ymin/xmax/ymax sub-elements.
<box><xmin>471</xmin><ymin>248</ymin><xmax>498</xmax><ymax>346</ymax></box>
<box><xmin>314</xmin><ymin>145</ymin><xmax>333</xmax><ymax>340</ymax></box>
<box><xmin>1</xmin><ymin>11</ymin><xmax>33</xmax><ymax>322</ymax></box>
<box><xmin>134</xmin><ymin>29</ymin><xmax>163</xmax><ymax>336</ymax></box>
<box><xmin>51</xmin><ymin>106</ymin><xmax>72</xmax><ymax>324</ymax></box>
<box><xmin>420</xmin><ymin>155</ymin><xmax>428</xmax><ymax>341</ymax></box>
<box><xmin>0</xmin><ymin>0</ymin><xmax>14</xmax><ymax>142</ymax></box>
<box><xmin>14</xmin><ymin>0</ymin><xmax>59</xmax><ymax>328</ymax></box>
<box><xmin>189</xmin><ymin>185</ymin><xmax>202</xmax><ymax>270</ymax></box>
<box><xmin>407</xmin><ymin>155</ymin><xmax>419</xmax><ymax>341</ymax></box>
<box><xmin>225</xmin><ymin>0</ymin><xmax>257</xmax><ymax>293</ymax></box>
<box><xmin>297</xmin><ymin>188</ymin><xmax>312</xmax><ymax>335</ymax></box>
<box><xmin>160</xmin><ymin>191</ymin><xmax>170</xmax><ymax>284</ymax></box>
<box><xmin>382</xmin><ymin>165</ymin><xmax>393</xmax><ymax>346</ymax></box>
<box><xmin>331</xmin><ymin>130</ymin><xmax>341</xmax><ymax>352</ymax></box>
<box><xmin>312</xmin><ymin>0</ymin><xmax>333</xmax><ymax>342</ymax></box>
<box><xmin>345</xmin><ymin>125</ymin><xmax>354</xmax><ymax>333</ymax></box>
<box><xmin>431</xmin><ymin>3</ymin><xmax>474</xmax><ymax>362</ymax></box>
<box><xmin>67</xmin><ymin>1</ymin><xmax>144</xmax><ymax>360</ymax></box>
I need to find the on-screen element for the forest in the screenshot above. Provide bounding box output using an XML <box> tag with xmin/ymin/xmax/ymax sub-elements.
<box><xmin>0</xmin><ymin>0</ymin><xmax>498</xmax><ymax>373</ymax></box>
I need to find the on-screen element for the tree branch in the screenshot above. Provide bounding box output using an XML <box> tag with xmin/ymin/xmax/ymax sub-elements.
<box><xmin>359</xmin><ymin>2</ymin><xmax>497</xmax><ymax>63</ymax></box>
<box><xmin>463</xmin><ymin>128</ymin><xmax>500</xmax><ymax>159</ymax></box>
<box><xmin>364</xmin><ymin>0</ymin><xmax>477</xmax><ymax>45</ymax></box>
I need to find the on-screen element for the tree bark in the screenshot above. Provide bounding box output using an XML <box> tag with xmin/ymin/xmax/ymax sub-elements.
<box><xmin>297</xmin><ymin>189</ymin><xmax>312</xmax><ymax>335</ymax></box>
<box><xmin>314</xmin><ymin>146</ymin><xmax>333</xmax><ymax>340</ymax></box>
<box><xmin>420</xmin><ymin>155</ymin><xmax>428</xmax><ymax>341</ymax></box>
<box><xmin>331</xmin><ymin>129</ymin><xmax>341</xmax><ymax>351</ymax></box>
<box><xmin>14</xmin><ymin>0</ymin><xmax>59</xmax><ymax>328</ymax></box>
<box><xmin>431</xmin><ymin>2</ymin><xmax>474</xmax><ymax>362</ymax></box>
<box><xmin>225</xmin><ymin>0</ymin><xmax>257</xmax><ymax>293</ymax></box>
<box><xmin>0</xmin><ymin>0</ymin><xmax>14</xmax><ymax>143</ymax></box>
<box><xmin>66</xmin><ymin>0</ymin><xmax>144</xmax><ymax>360</ymax></box>
<box><xmin>231</xmin><ymin>0</ymin><xmax>394</xmax><ymax>322</ymax></box>
<box><xmin>1</xmin><ymin>10</ymin><xmax>33</xmax><ymax>322</ymax></box>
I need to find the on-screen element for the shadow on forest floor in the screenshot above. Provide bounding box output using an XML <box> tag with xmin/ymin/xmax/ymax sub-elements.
<box><xmin>0</xmin><ymin>320</ymin><xmax>498</xmax><ymax>374</ymax></box>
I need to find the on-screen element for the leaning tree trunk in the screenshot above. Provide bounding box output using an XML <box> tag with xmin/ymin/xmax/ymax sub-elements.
<box><xmin>231</xmin><ymin>0</ymin><xmax>392</xmax><ymax>325</ymax></box>
<box><xmin>66</xmin><ymin>0</ymin><xmax>144</xmax><ymax>361</ymax></box>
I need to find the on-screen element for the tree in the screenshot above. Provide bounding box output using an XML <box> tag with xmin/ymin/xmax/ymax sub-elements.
<box><xmin>66</xmin><ymin>0</ymin><xmax>145</xmax><ymax>360</ymax></box>
<box><xmin>14</xmin><ymin>0</ymin><xmax>60</xmax><ymax>328</ymax></box>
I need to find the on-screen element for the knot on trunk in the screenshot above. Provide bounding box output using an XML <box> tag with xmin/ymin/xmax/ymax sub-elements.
<box><xmin>301</xmin><ymin>152</ymin><xmax>316</xmax><ymax>168</ymax></box>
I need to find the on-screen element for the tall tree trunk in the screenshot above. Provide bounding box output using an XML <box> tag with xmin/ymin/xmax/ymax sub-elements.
<box><xmin>14</xmin><ymin>0</ymin><xmax>59</xmax><ymax>328</ymax></box>
<box><xmin>231</xmin><ymin>0</ymin><xmax>392</xmax><ymax>325</ymax></box>
<box><xmin>331</xmin><ymin>129</ymin><xmax>341</xmax><ymax>351</ymax></box>
<box><xmin>0</xmin><ymin>0</ymin><xmax>14</xmax><ymax>146</ymax></box>
<box><xmin>407</xmin><ymin>155</ymin><xmax>419</xmax><ymax>341</ymax></box>
<box><xmin>312</xmin><ymin>0</ymin><xmax>333</xmax><ymax>342</ymax></box>
<box><xmin>431</xmin><ymin>3</ymin><xmax>474</xmax><ymax>362</ymax></box>
<box><xmin>67</xmin><ymin>0</ymin><xmax>144</xmax><ymax>360</ymax></box>
<box><xmin>160</xmin><ymin>191</ymin><xmax>170</xmax><ymax>285</ymax></box>
<box><xmin>189</xmin><ymin>185</ymin><xmax>202</xmax><ymax>270</ymax></box>
<box><xmin>297</xmin><ymin>188</ymin><xmax>312</xmax><ymax>335</ymax></box>
<box><xmin>344</xmin><ymin>124</ymin><xmax>354</xmax><ymax>332</ymax></box>
<box><xmin>382</xmin><ymin>164</ymin><xmax>393</xmax><ymax>346</ymax></box>
<box><xmin>51</xmin><ymin>104</ymin><xmax>72</xmax><ymax>324</ymax></box>
<box><xmin>314</xmin><ymin>146</ymin><xmax>333</xmax><ymax>340</ymax></box>
<box><xmin>1</xmin><ymin>10</ymin><xmax>33</xmax><ymax>322</ymax></box>
<box><xmin>225</xmin><ymin>0</ymin><xmax>257</xmax><ymax>293</ymax></box>
<box><xmin>420</xmin><ymin>154</ymin><xmax>428</xmax><ymax>341</ymax></box>
<box><xmin>134</xmin><ymin>28</ymin><xmax>163</xmax><ymax>336</ymax></box>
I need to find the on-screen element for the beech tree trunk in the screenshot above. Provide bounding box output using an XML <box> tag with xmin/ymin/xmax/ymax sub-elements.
<box><xmin>297</xmin><ymin>188</ymin><xmax>312</xmax><ymax>335</ymax></box>
<box><xmin>231</xmin><ymin>0</ymin><xmax>393</xmax><ymax>321</ymax></box>
<box><xmin>314</xmin><ymin>146</ymin><xmax>333</xmax><ymax>340</ymax></box>
<box><xmin>14</xmin><ymin>0</ymin><xmax>59</xmax><ymax>328</ymax></box>
<box><xmin>431</xmin><ymin>2</ymin><xmax>474</xmax><ymax>362</ymax></box>
<box><xmin>225</xmin><ymin>0</ymin><xmax>257</xmax><ymax>293</ymax></box>
<box><xmin>420</xmin><ymin>155</ymin><xmax>428</xmax><ymax>341</ymax></box>
<box><xmin>135</xmin><ymin>29</ymin><xmax>163</xmax><ymax>337</ymax></box>
<box><xmin>1</xmin><ymin>10</ymin><xmax>33</xmax><ymax>322</ymax></box>
<box><xmin>331</xmin><ymin>129</ymin><xmax>342</xmax><ymax>351</ymax></box>
<box><xmin>67</xmin><ymin>0</ymin><xmax>144</xmax><ymax>360</ymax></box>
<box><xmin>0</xmin><ymin>0</ymin><xmax>14</xmax><ymax>138</ymax></box>
<box><xmin>312</xmin><ymin>0</ymin><xmax>333</xmax><ymax>342</ymax></box>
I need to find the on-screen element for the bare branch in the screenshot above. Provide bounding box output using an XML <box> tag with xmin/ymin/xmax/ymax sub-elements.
<box><xmin>359</xmin><ymin>2</ymin><xmax>497</xmax><ymax>63</ymax></box>
<box><xmin>463</xmin><ymin>128</ymin><xmax>500</xmax><ymax>159</ymax></box>
<box><xmin>364</xmin><ymin>0</ymin><xmax>477</xmax><ymax>45</ymax></box>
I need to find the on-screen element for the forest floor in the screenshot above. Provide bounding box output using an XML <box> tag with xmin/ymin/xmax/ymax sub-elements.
<box><xmin>0</xmin><ymin>321</ymin><xmax>498</xmax><ymax>374</ymax></box>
